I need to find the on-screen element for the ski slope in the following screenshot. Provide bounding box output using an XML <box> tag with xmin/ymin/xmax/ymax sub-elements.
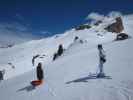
<box><xmin>0</xmin><ymin>14</ymin><xmax>133</xmax><ymax>100</ymax></box>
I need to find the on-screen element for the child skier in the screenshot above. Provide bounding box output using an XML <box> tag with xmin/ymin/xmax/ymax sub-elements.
<box><xmin>31</xmin><ymin>62</ymin><xmax>44</xmax><ymax>86</ymax></box>
<box><xmin>36</xmin><ymin>62</ymin><xmax>44</xmax><ymax>81</ymax></box>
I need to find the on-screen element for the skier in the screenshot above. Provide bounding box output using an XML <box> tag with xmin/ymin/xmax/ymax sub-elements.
<box><xmin>53</xmin><ymin>44</ymin><xmax>64</xmax><ymax>61</ymax></box>
<box><xmin>0</xmin><ymin>70</ymin><xmax>5</xmax><ymax>80</ymax></box>
<box><xmin>31</xmin><ymin>63</ymin><xmax>44</xmax><ymax>86</ymax></box>
<box><xmin>57</xmin><ymin>44</ymin><xmax>63</xmax><ymax>56</ymax></box>
<box><xmin>97</xmin><ymin>44</ymin><xmax>106</xmax><ymax>78</ymax></box>
<box><xmin>36</xmin><ymin>62</ymin><xmax>44</xmax><ymax>81</ymax></box>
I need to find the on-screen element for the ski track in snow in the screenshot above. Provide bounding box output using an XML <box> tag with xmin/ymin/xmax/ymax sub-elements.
<box><xmin>46</xmin><ymin>82</ymin><xmax>57</xmax><ymax>97</ymax></box>
<box><xmin>103</xmin><ymin>81</ymin><xmax>133</xmax><ymax>100</ymax></box>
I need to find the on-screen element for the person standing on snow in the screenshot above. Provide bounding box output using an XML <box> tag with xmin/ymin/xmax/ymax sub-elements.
<box><xmin>97</xmin><ymin>44</ymin><xmax>106</xmax><ymax>77</ymax></box>
<box><xmin>36</xmin><ymin>62</ymin><xmax>44</xmax><ymax>81</ymax></box>
<box><xmin>31</xmin><ymin>63</ymin><xmax>44</xmax><ymax>86</ymax></box>
<box><xmin>0</xmin><ymin>70</ymin><xmax>5</xmax><ymax>80</ymax></box>
<box><xmin>53</xmin><ymin>44</ymin><xmax>64</xmax><ymax>61</ymax></box>
<box><xmin>57</xmin><ymin>44</ymin><xmax>64</xmax><ymax>56</ymax></box>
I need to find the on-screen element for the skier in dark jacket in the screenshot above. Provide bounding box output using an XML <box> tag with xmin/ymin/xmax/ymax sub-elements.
<box><xmin>57</xmin><ymin>44</ymin><xmax>63</xmax><ymax>56</ymax></box>
<box><xmin>0</xmin><ymin>70</ymin><xmax>5</xmax><ymax>80</ymax></box>
<box><xmin>0</xmin><ymin>70</ymin><xmax>3</xmax><ymax>80</ymax></box>
<box><xmin>97</xmin><ymin>44</ymin><xmax>106</xmax><ymax>77</ymax></box>
<box><xmin>53</xmin><ymin>44</ymin><xmax>64</xmax><ymax>61</ymax></box>
<box><xmin>36</xmin><ymin>63</ymin><xmax>44</xmax><ymax>80</ymax></box>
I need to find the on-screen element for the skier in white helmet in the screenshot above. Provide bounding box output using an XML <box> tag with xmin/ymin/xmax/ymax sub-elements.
<box><xmin>97</xmin><ymin>44</ymin><xmax>106</xmax><ymax>78</ymax></box>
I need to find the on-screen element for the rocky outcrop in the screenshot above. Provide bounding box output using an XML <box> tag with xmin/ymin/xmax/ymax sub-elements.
<box><xmin>116</xmin><ymin>33</ymin><xmax>129</xmax><ymax>41</ymax></box>
<box><xmin>75</xmin><ymin>24</ymin><xmax>91</xmax><ymax>30</ymax></box>
<box><xmin>105</xmin><ymin>17</ymin><xmax>124</xmax><ymax>33</ymax></box>
<box><xmin>94</xmin><ymin>20</ymin><xmax>102</xmax><ymax>26</ymax></box>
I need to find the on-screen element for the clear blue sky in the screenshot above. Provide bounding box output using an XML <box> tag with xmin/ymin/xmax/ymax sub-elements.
<box><xmin>0</xmin><ymin>0</ymin><xmax>133</xmax><ymax>35</ymax></box>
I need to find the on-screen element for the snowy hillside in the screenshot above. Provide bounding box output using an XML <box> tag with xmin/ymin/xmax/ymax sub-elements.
<box><xmin>0</xmin><ymin>22</ymin><xmax>44</xmax><ymax>48</ymax></box>
<box><xmin>0</xmin><ymin>13</ymin><xmax>133</xmax><ymax>100</ymax></box>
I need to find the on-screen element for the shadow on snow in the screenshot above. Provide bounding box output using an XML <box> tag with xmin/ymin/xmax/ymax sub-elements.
<box><xmin>17</xmin><ymin>84</ymin><xmax>35</xmax><ymax>92</ymax></box>
<box><xmin>66</xmin><ymin>74</ymin><xmax>112</xmax><ymax>84</ymax></box>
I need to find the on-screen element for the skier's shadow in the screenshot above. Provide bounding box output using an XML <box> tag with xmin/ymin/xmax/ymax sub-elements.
<box><xmin>66</xmin><ymin>74</ymin><xmax>112</xmax><ymax>84</ymax></box>
<box><xmin>17</xmin><ymin>84</ymin><xmax>35</xmax><ymax>92</ymax></box>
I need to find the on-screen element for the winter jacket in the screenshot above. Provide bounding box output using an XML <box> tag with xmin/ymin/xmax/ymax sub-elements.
<box><xmin>0</xmin><ymin>71</ymin><xmax>3</xmax><ymax>80</ymax></box>
<box><xmin>36</xmin><ymin>66</ymin><xmax>44</xmax><ymax>80</ymax></box>
<box><xmin>57</xmin><ymin>45</ymin><xmax>63</xmax><ymax>56</ymax></box>
<box><xmin>99</xmin><ymin>49</ymin><xmax>106</xmax><ymax>63</ymax></box>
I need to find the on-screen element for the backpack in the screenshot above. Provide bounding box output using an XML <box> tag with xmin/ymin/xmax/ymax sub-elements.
<box><xmin>101</xmin><ymin>57</ymin><xmax>106</xmax><ymax>63</ymax></box>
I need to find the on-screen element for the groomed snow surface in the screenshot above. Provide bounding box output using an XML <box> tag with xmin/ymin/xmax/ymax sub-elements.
<box><xmin>0</xmin><ymin>14</ymin><xmax>133</xmax><ymax>100</ymax></box>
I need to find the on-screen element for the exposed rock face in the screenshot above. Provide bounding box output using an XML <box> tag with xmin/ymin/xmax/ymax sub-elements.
<box><xmin>105</xmin><ymin>17</ymin><xmax>124</xmax><ymax>33</ymax></box>
<box><xmin>75</xmin><ymin>24</ymin><xmax>91</xmax><ymax>30</ymax></box>
<box><xmin>94</xmin><ymin>20</ymin><xmax>102</xmax><ymax>26</ymax></box>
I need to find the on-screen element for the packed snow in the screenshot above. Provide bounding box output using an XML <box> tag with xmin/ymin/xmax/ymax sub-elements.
<box><xmin>0</xmin><ymin>13</ymin><xmax>133</xmax><ymax>100</ymax></box>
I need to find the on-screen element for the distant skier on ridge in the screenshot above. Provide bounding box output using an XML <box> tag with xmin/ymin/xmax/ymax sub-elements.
<box><xmin>53</xmin><ymin>44</ymin><xmax>64</xmax><ymax>61</ymax></box>
<box><xmin>97</xmin><ymin>44</ymin><xmax>106</xmax><ymax>78</ymax></box>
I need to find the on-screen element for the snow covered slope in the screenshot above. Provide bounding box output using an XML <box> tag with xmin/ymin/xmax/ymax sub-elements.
<box><xmin>0</xmin><ymin>27</ymin><xmax>116</xmax><ymax>79</ymax></box>
<box><xmin>0</xmin><ymin>22</ymin><xmax>44</xmax><ymax>48</ymax></box>
<box><xmin>0</xmin><ymin>13</ymin><xmax>133</xmax><ymax>100</ymax></box>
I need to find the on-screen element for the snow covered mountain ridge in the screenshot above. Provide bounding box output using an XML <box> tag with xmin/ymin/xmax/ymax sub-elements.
<box><xmin>0</xmin><ymin>22</ymin><xmax>45</xmax><ymax>48</ymax></box>
<box><xmin>0</xmin><ymin>12</ymin><xmax>133</xmax><ymax>100</ymax></box>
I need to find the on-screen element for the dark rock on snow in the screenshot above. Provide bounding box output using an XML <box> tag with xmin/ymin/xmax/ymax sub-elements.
<box><xmin>75</xmin><ymin>24</ymin><xmax>91</xmax><ymax>30</ymax></box>
<box><xmin>105</xmin><ymin>17</ymin><xmax>124</xmax><ymax>33</ymax></box>
<box><xmin>116</xmin><ymin>33</ymin><xmax>129</xmax><ymax>41</ymax></box>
